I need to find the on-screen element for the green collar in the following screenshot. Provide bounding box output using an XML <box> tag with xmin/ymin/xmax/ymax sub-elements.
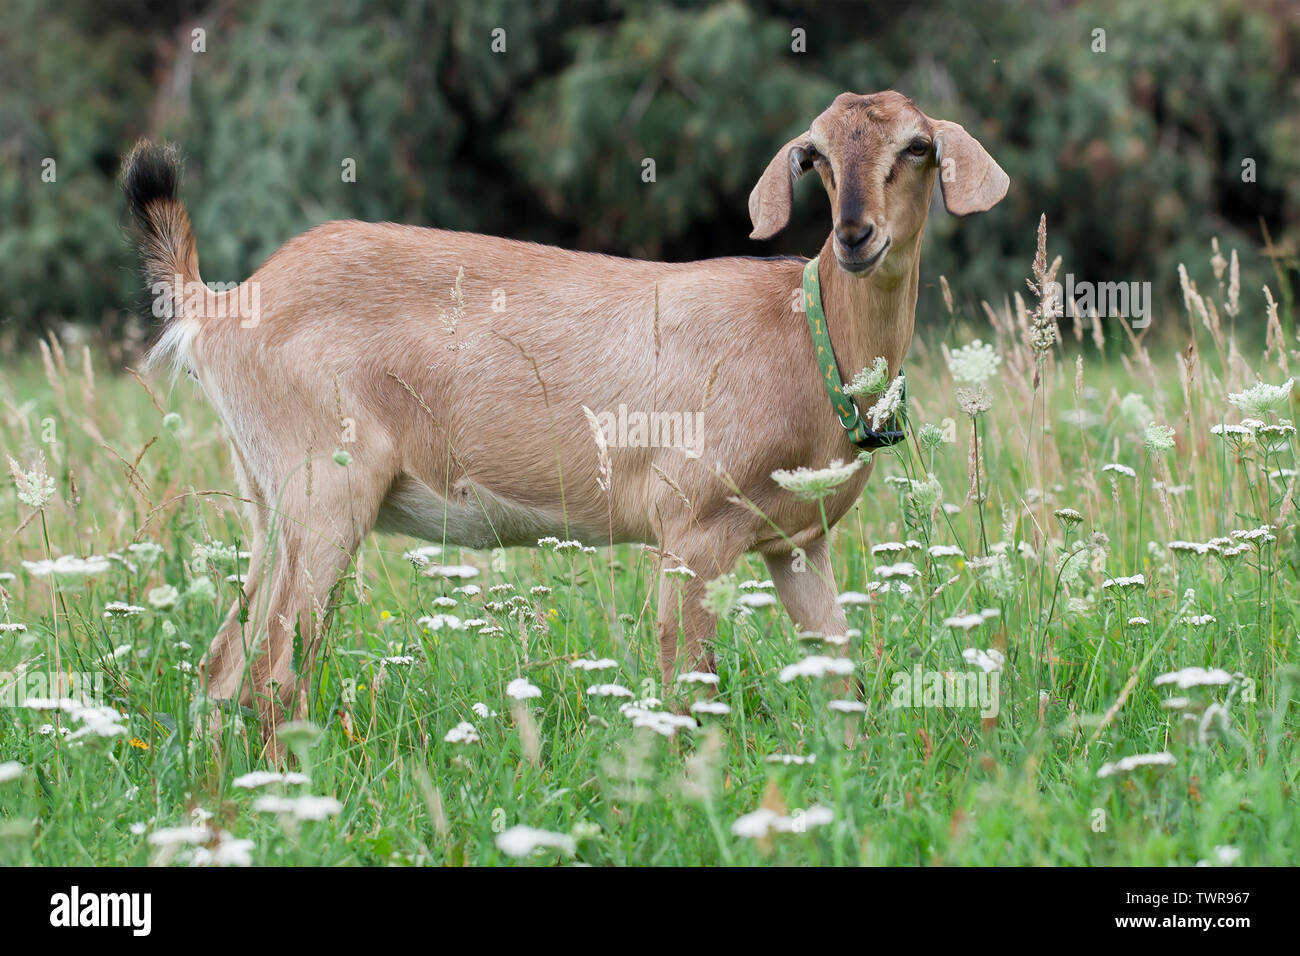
<box><xmin>801</xmin><ymin>256</ymin><xmax>907</xmax><ymax>450</ymax></box>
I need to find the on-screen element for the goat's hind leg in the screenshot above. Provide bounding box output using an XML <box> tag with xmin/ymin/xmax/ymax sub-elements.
<box><xmin>201</xmin><ymin>450</ymin><xmax>270</xmax><ymax>709</ymax></box>
<box><xmin>248</xmin><ymin>458</ymin><xmax>390</xmax><ymax>758</ymax></box>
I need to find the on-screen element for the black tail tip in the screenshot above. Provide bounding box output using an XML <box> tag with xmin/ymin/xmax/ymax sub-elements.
<box><xmin>122</xmin><ymin>140</ymin><xmax>182</xmax><ymax>225</ymax></box>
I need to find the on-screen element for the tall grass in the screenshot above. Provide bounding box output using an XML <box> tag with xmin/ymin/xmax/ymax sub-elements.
<box><xmin>0</xmin><ymin>229</ymin><xmax>1296</xmax><ymax>866</ymax></box>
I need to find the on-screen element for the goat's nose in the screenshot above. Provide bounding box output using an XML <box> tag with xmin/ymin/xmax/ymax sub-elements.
<box><xmin>835</xmin><ymin>221</ymin><xmax>875</xmax><ymax>251</ymax></box>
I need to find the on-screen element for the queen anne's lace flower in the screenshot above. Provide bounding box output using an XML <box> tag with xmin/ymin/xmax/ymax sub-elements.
<box><xmin>1097</xmin><ymin>752</ymin><xmax>1176</xmax><ymax>778</ymax></box>
<box><xmin>1227</xmin><ymin>378</ymin><xmax>1295</xmax><ymax>417</ymax></box>
<box><xmin>771</xmin><ymin>458</ymin><xmax>862</xmax><ymax>500</ymax></box>
<box><xmin>946</xmin><ymin>339</ymin><xmax>1002</xmax><ymax>385</ymax></box>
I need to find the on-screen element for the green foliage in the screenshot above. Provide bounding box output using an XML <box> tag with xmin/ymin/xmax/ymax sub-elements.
<box><xmin>0</xmin><ymin>244</ymin><xmax>1297</xmax><ymax>864</ymax></box>
<box><xmin>0</xmin><ymin>0</ymin><xmax>1297</xmax><ymax>341</ymax></box>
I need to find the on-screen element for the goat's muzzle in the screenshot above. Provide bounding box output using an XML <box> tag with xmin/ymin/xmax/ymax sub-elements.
<box><xmin>834</xmin><ymin>235</ymin><xmax>891</xmax><ymax>275</ymax></box>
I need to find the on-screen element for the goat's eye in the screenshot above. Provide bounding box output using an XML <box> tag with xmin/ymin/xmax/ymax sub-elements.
<box><xmin>906</xmin><ymin>139</ymin><xmax>930</xmax><ymax>157</ymax></box>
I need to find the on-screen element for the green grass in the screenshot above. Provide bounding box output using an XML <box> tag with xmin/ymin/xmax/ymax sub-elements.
<box><xmin>1</xmin><ymin>248</ymin><xmax>1298</xmax><ymax>866</ymax></box>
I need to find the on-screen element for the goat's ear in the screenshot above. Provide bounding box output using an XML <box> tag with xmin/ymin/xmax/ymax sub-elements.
<box><xmin>932</xmin><ymin>120</ymin><xmax>1009</xmax><ymax>216</ymax></box>
<box><xmin>748</xmin><ymin>132</ymin><xmax>813</xmax><ymax>240</ymax></box>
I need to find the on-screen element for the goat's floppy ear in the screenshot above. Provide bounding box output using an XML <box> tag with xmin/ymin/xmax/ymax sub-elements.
<box><xmin>748</xmin><ymin>132</ymin><xmax>814</xmax><ymax>240</ymax></box>
<box><xmin>932</xmin><ymin>120</ymin><xmax>1009</xmax><ymax>216</ymax></box>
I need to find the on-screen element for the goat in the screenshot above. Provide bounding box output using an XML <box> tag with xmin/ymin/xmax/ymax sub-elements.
<box><xmin>122</xmin><ymin>90</ymin><xmax>1008</xmax><ymax>750</ymax></box>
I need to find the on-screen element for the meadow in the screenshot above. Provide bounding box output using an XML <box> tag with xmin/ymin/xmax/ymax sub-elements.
<box><xmin>0</xmin><ymin>228</ymin><xmax>1297</xmax><ymax>866</ymax></box>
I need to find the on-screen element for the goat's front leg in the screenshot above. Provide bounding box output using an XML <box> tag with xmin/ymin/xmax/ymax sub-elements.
<box><xmin>764</xmin><ymin>537</ymin><xmax>862</xmax><ymax>744</ymax></box>
<box><xmin>762</xmin><ymin>536</ymin><xmax>849</xmax><ymax>640</ymax></box>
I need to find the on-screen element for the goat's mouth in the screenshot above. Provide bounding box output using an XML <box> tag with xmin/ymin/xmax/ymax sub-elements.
<box><xmin>835</xmin><ymin>237</ymin><xmax>891</xmax><ymax>275</ymax></box>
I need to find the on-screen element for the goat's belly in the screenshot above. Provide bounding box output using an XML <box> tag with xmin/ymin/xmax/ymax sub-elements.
<box><xmin>375</xmin><ymin>473</ymin><xmax>602</xmax><ymax>550</ymax></box>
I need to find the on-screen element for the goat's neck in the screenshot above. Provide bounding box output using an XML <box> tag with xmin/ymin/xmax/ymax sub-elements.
<box><xmin>815</xmin><ymin>232</ymin><xmax>922</xmax><ymax>383</ymax></box>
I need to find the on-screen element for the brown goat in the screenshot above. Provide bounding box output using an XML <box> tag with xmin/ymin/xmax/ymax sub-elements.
<box><xmin>123</xmin><ymin>90</ymin><xmax>1008</xmax><ymax>752</ymax></box>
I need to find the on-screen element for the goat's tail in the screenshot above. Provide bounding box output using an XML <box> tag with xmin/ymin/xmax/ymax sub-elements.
<box><xmin>121</xmin><ymin>140</ymin><xmax>204</xmax><ymax>375</ymax></box>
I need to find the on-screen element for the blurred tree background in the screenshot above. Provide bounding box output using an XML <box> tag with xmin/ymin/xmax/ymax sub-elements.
<box><xmin>1</xmin><ymin>0</ymin><xmax>1298</xmax><ymax>360</ymax></box>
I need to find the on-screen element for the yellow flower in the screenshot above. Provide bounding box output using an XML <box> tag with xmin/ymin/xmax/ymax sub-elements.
<box><xmin>380</xmin><ymin>610</ymin><xmax>391</xmax><ymax>621</ymax></box>
<box><xmin>548</xmin><ymin>608</ymin><xmax>559</xmax><ymax>619</ymax></box>
<box><xmin>128</xmin><ymin>737</ymin><xmax>150</xmax><ymax>751</ymax></box>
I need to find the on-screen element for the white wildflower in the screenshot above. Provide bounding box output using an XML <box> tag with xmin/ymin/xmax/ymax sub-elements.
<box><xmin>506</xmin><ymin>678</ymin><xmax>541</xmax><ymax>700</ymax></box>
<box><xmin>778</xmin><ymin>655</ymin><xmax>855</xmax><ymax>683</ymax></box>
<box><xmin>689</xmin><ymin>700</ymin><xmax>731</xmax><ymax>715</ymax></box>
<box><xmin>252</xmin><ymin>794</ymin><xmax>342</xmax><ymax>820</ymax></box>
<box><xmin>1154</xmin><ymin>667</ymin><xmax>1232</xmax><ymax>689</ymax></box>
<box><xmin>1227</xmin><ymin>378</ymin><xmax>1294</xmax><ymax>417</ymax></box>
<box><xmin>1097</xmin><ymin>752</ymin><xmax>1176</xmax><ymax>778</ymax></box>
<box><xmin>771</xmin><ymin>458</ymin><xmax>862</xmax><ymax>501</ymax></box>
<box><xmin>443</xmin><ymin>721</ymin><xmax>480</xmax><ymax>744</ymax></box>
<box><xmin>496</xmin><ymin>825</ymin><xmax>575</xmax><ymax>858</ymax></box>
<box><xmin>946</xmin><ymin>339</ymin><xmax>1002</xmax><ymax>384</ymax></box>
<box><xmin>962</xmin><ymin>647</ymin><xmax>1005</xmax><ymax>674</ymax></box>
<box><xmin>571</xmin><ymin>657</ymin><xmax>618</xmax><ymax>671</ymax></box>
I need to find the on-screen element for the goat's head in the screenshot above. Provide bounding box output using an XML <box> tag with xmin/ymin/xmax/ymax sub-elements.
<box><xmin>748</xmin><ymin>91</ymin><xmax>1008</xmax><ymax>278</ymax></box>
